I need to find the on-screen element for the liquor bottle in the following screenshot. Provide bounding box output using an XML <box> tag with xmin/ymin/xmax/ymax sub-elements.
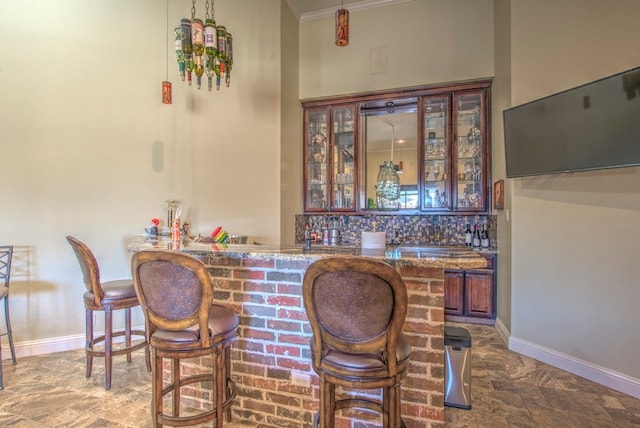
<box><xmin>472</xmin><ymin>224</ymin><xmax>481</xmax><ymax>248</ymax></box>
<box><xmin>180</xmin><ymin>19</ymin><xmax>193</xmax><ymax>85</ymax></box>
<box><xmin>174</xmin><ymin>27</ymin><xmax>185</xmax><ymax>81</ymax></box>
<box><xmin>191</xmin><ymin>18</ymin><xmax>205</xmax><ymax>89</ymax></box>
<box><xmin>322</xmin><ymin>224</ymin><xmax>330</xmax><ymax>246</ymax></box>
<box><xmin>304</xmin><ymin>224</ymin><xmax>312</xmax><ymax>249</ymax></box>
<box><xmin>464</xmin><ymin>223</ymin><xmax>472</xmax><ymax>247</ymax></box>
<box><xmin>481</xmin><ymin>224</ymin><xmax>490</xmax><ymax>249</ymax></box>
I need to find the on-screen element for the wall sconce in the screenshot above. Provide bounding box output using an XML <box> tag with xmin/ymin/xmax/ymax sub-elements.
<box><xmin>335</xmin><ymin>2</ymin><xmax>349</xmax><ymax>47</ymax></box>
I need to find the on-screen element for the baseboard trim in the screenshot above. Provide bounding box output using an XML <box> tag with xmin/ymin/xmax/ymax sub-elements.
<box><xmin>2</xmin><ymin>326</ymin><xmax>146</xmax><ymax>360</ymax></box>
<box><xmin>494</xmin><ymin>316</ymin><xmax>510</xmax><ymax>346</ymax></box>
<box><xmin>509</xmin><ymin>335</ymin><xmax>640</xmax><ymax>400</ymax></box>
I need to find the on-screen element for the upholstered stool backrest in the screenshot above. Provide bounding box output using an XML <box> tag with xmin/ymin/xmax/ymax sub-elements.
<box><xmin>303</xmin><ymin>256</ymin><xmax>408</xmax><ymax>374</ymax></box>
<box><xmin>132</xmin><ymin>250</ymin><xmax>214</xmax><ymax>347</ymax></box>
<box><xmin>313</xmin><ymin>270</ymin><xmax>393</xmax><ymax>342</ymax></box>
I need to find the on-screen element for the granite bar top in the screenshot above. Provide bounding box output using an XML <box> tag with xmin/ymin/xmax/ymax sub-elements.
<box><xmin>128</xmin><ymin>235</ymin><xmax>488</xmax><ymax>270</ymax></box>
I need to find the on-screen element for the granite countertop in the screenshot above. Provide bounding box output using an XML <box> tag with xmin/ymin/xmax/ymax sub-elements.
<box><xmin>128</xmin><ymin>235</ymin><xmax>488</xmax><ymax>270</ymax></box>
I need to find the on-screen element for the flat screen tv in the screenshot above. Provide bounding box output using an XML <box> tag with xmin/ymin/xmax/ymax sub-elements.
<box><xmin>504</xmin><ymin>66</ymin><xmax>640</xmax><ymax>178</ymax></box>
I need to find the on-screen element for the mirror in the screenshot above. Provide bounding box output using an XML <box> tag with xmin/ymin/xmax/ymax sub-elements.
<box><xmin>361</xmin><ymin>98</ymin><xmax>418</xmax><ymax>210</ymax></box>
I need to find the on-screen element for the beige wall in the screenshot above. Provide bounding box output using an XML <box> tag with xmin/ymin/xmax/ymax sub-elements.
<box><xmin>492</xmin><ymin>0</ymin><xmax>512</xmax><ymax>330</ymax></box>
<box><xmin>299</xmin><ymin>0</ymin><xmax>494</xmax><ymax>99</ymax></box>
<box><xmin>1</xmin><ymin>0</ymin><xmax>283</xmax><ymax>345</ymax></box>
<box><xmin>280</xmin><ymin>3</ymin><xmax>302</xmax><ymax>246</ymax></box>
<box><xmin>508</xmin><ymin>0</ymin><xmax>640</xmax><ymax>379</ymax></box>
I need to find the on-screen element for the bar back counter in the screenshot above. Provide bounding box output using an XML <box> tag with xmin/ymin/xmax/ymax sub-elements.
<box><xmin>128</xmin><ymin>236</ymin><xmax>487</xmax><ymax>428</ymax></box>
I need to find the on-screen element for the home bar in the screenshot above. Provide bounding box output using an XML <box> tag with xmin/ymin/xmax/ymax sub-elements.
<box><xmin>5</xmin><ymin>1</ymin><xmax>640</xmax><ymax>427</ymax></box>
<box><xmin>129</xmin><ymin>236</ymin><xmax>487</xmax><ymax>427</ymax></box>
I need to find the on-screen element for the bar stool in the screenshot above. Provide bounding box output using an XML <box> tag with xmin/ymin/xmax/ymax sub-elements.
<box><xmin>0</xmin><ymin>246</ymin><xmax>17</xmax><ymax>390</ymax></box>
<box><xmin>131</xmin><ymin>250</ymin><xmax>238</xmax><ymax>428</ymax></box>
<box><xmin>302</xmin><ymin>256</ymin><xmax>411</xmax><ymax>428</ymax></box>
<box><xmin>66</xmin><ymin>236</ymin><xmax>150</xmax><ymax>390</ymax></box>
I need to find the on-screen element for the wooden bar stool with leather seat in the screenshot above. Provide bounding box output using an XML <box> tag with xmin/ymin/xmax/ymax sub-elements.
<box><xmin>131</xmin><ymin>250</ymin><xmax>239</xmax><ymax>428</ymax></box>
<box><xmin>0</xmin><ymin>246</ymin><xmax>17</xmax><ymax>390</ymax></box>
<box><xmin>66</xmin><ymin>236</ymin><xmax>151</xmax><ymax>390</ymax></box>
<box><xmin>303</xmin><ymin>256</ymin><xmax>412</xmax><ymax>428</ymax></box>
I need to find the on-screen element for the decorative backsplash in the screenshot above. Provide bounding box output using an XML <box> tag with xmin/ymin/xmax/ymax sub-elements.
<box><xmin>295</xmin><ymin>214</ymin><xmax>497</xmax><ymax>248</ymax></box>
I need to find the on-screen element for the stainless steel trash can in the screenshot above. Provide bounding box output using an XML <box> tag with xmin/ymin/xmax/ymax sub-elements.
<box><xmin>444</xmin><ymin>326</ymin><xmax>472</xmax><ymax>409</ymax></box>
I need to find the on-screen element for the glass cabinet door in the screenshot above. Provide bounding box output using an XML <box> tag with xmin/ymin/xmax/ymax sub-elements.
<box><xmin>454</xmin><ymin>91</ymin><xmax>486</xmax><ymax>211</ymax></box>
<box><xmin>422</xmin><ymin>96</ymin><xmax>450</xmax><ymax>211</ymax></box>
<box><xmin>331</xmin><ymin>105</ymin><xmax>356</xmax><ymax>211</ymax></box>
<box><xmin>305</xmin><ymin>107</ymin><xmax>329</xmax><ymax>211</ymax></box>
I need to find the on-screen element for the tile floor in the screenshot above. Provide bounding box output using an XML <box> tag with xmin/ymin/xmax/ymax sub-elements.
<box><xmin>0</xmin><ymin>323</ymin><xmax>638</xmax><ymax>427</ymax></box>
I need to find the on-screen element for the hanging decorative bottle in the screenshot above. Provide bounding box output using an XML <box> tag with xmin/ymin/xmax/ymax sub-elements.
<box><xmin>180</xmin><ymin>19</ymin><xmax>193</xmax><ymax>86</ymax></box>
<box><xmin>174</xmin><ymin>27</ymin><xmax>185</xmax><ymax>81</ymax></box>
<box><xmin>375</xmin><ymin>161</ymin><xmax>400</xmax><ymax>211</ymax></box>
<box><xmin>225</xmin><ymin>32</ymin><xmax>233</xmax><ymax>87</ymax></box>
<box><xmin>204</xmin><ymin>18</ymin><xmax>217</xmax><ymax>91</ymax></box>
<box><xmin>191</xmin><ymin>18</ymin><xmax>205</xmax><ymax>89</ymax></box>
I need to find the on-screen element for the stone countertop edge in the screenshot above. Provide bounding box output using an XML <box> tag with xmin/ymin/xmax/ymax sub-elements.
<box><xmin>128</xmin><ymin>235</ymin><xmax>488</xmax><ymax>270</ymax></box>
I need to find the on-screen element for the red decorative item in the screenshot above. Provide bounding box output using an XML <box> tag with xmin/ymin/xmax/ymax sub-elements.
<box><xmin>162</xmin><ymin>81</ymin><xmax>172</xmax><ymax>104</ymax></box>
<box><xmin>335</xmin><ymin>8</ymin><xmax>349</xmax><ymax>47</ymax></box>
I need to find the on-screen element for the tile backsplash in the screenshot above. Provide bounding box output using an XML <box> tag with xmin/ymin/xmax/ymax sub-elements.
<box><xmin>295</xmin><ymin>214</ymin><xmax>497</xmax><ymax>248</ymax></box>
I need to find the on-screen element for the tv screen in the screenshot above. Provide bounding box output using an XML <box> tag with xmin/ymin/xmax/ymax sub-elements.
<box><xmin>504</xmin><ymin>66</ymin><xmax>640</xmax><ymax>178</ymax></box>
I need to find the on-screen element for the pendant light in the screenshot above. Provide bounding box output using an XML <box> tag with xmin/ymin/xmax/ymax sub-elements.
<box><xmin>173</xmin><ymin>0</ymin><xmax>234</xmax><ymax>91</ymax></box>
<box><xmin>335</xmin><ymin>1</ymin><xmax>349</xmax><ymax>47</ymax></box>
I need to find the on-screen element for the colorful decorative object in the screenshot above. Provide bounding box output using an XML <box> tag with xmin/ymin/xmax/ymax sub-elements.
<box><xmin>335</xmin><ymin>2</ymin><xmax>349</xmax><ymax>47</ymax></box>
<box><xmin>174</xmin><ymin>0</ymin><xmax>234</xmax><ymax>91</ymax></box>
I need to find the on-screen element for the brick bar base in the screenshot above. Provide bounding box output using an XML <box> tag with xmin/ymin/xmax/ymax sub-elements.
<box><xmin>183</xmin><ymin>253</ymin><xmax>445</xmax><ymax>428</ymax></box>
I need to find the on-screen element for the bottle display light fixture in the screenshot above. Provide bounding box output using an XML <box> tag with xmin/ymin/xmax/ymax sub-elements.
<box><xmin>174</xmin><ymin>0</ymin><xmax>234</xmax><ymax>91</ymax></box>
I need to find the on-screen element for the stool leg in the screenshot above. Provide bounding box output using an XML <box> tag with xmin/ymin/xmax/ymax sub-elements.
<box><xmin>172</xmin><ymin>358</ymin><xmax>181</xmax><ymax>417</ymax></box>
<box><xmin>0</xmin><ymin>339</ymin><xmax>4</xmax><ymax>389</ymax></box>
<box><xmin>104</xmin><ymin>308</ymin><xmax>113</xmax><ymax>390</ymax></box>
<box><xmin>215</xmin><ymin>349</ymin><xmax>224</xmax><ymax>428</ymax></box>
<box><xmin>125</xmin><ymin>308</ymin><xmax>132</xmax><ymax>363</ymax></box>
<box><xmin>4</xmin><ymin>297</ymin><xmax>16</xmax><ymax>364</ymax></box>
<box><xmin>152</xmin><ymin>352</ymin><xmax>162</xmax><ymax>428</ymax></box>
<box><xmin>319</xmin><ymin>378</ymin><xmax>335</xmax><ymax>428</ymax></box>
<box><xmin>85</xmin><ymin>308</ymin><xmax>93</xmax><ymax>379</ymax></box>
<box><xmin>224</xmin><ymin>346</ymin><xmax>233</xmax><ymax>422</ymax></box>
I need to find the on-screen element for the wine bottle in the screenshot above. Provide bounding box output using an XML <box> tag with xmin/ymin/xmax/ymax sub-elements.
<box><xmin>204</xmin><ymin>18</ymin><xmax>217</xmax><ymax>91</ymax></box>
<box><xmin>180</xmin><ymin>19</ymin><xmax>193</xmax><ymax>85</ymax></box>
<box><xmin>464</xmin><ymin>223</ymin><xmax>472</xmax><ymax>247</ymax></box>
<box><xmin>481</xmin><ymin>224</ymin><xmax>490</xmax><ymax>249</ymax></box>
<box><xmin>216</xmin><ymin>25</ymin><xmax>227</xmax><ymax>62</ymax></box>
<box><xmin>204</xmin><ymin>18</ymin><xmax>217</xmax><ymax>58</ymax></box>
<box><xmin>225</xmin><ymin>32</ymin><xmax>233</xmax><ymax>87</ymax></box>
<box><xmin>174</xmin><ymin>27</ymin><xmax>185</xmax><ymax>81</ymax></box>
<box><xmin>191</xmin><ymin>18</ymin><xmax>205</xmax><ymax>89</ymax></box>
<box><xmin>472</xmin><ymin>224</ymin><xmax>481</xmax><ymax>248</ymax></box>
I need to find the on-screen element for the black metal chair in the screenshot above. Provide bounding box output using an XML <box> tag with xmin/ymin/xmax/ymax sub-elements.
<box><xmin>303</xmin><ymin>256</ymin><xmax>411</xmax><ymax>428</ymax></box>
<box><xmin>66</xmin><ymin>236</ymin><xmax>150</xmax><ymax>390</ymax></box>
<box><xmin>0</xmin><ymin>246</ymin><xmax>17</xmax><ymax>390</ymax></box>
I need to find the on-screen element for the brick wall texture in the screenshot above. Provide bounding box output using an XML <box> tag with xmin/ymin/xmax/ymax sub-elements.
<box><xmin>182</xmin><ymin>253</ymin><xmax>445</xmax><ymax>428</ymax></box>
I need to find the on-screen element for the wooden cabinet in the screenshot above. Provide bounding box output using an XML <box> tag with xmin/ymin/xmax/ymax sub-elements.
<box><xmin>422</xmin><ymin>87</ymin><xmax>491</xmax><ymax>213</ymax></box>
<box><xmin>445</xmin><ymin>254</ymin><xmax>495</xmax><ymax>324</ymax></box>
<box><xmin>444</xmin><ymin>270</ymin><xmax>464</xmax><ymax>316</ymax></box>
<box><xmin>303</xmin><ymin>104</ymin><xmax>358</xmax><ymax>212</ymax></box>
<box><xmin>302</xmin><ymin>79</ymin><xmax>492</xmax><ymax>215</ymax></box>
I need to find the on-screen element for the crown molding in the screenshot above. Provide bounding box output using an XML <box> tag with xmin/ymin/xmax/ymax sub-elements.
<box><xmin>299</xmin><ymin>0</ymin><xmax>413</xmax><ymax>23</ymax></box>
